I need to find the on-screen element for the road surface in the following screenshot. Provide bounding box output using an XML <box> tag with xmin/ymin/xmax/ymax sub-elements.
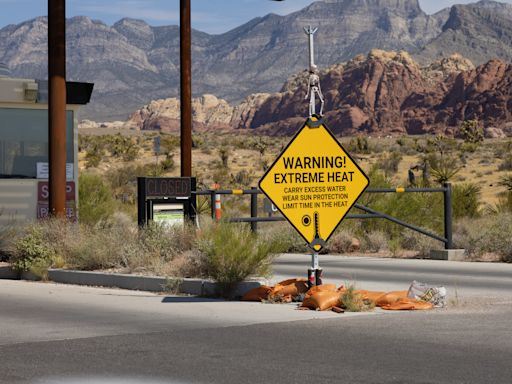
<box><xmin>1</xmin><ymin>255</ymin><xmax>511</xmax><ymax>383</ymax></box>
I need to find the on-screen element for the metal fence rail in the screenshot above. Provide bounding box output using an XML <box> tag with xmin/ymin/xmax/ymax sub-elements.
<box><xmin>194</xmin><ymin>183</ymin><xmax>453</xmax><ymax>249</ymax></box>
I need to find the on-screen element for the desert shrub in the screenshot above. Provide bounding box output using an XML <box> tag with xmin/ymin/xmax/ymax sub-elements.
<box><xmin>377</xmin><ymin>152</ymin><xmax>402</xmax><ymax>177</ymax></box>
<box><xmin>395</xmin><ymin>137</ymin><xmax>418</xmax><ymax>155</ymax></box>
<box><xmin>454</xmin><ymin>213</ymin><xmax>512</xmax><ymax>262</ymax></box>
<box><xmin>399</xmin><ymin>230</ymin><xmax>440</xmax><ymax>257</ymax></box>
<box><xmin>498</xmin><ymin>174</ymin><xmax>512</xmax><ymax>191</ymax></box>
<box><xmin>170</xmin><ymin>250</ymin><xmax>207</xmax><ymax>279</ymax></box>
<box><xmin>340</xmin><ymin>285</ymin><xmax>375</xmax><ymax>312</ymax></box>
<box><xmin>105</xmin><ymin>165</ymin><xmax>144</xmax><ymax>204</ymax></box>
<box><xmin>0</xmin><ymin>217</ymin><xmax>17</xmax><ymax>261</ymax></box>
<box><xmin>361</xmin><ymin>231</ymin><xmax>389</xmax><ymax>253</ymax></box>
<box><xmin>160</xmin><ymin>152</ymin><xmax>175</xmax><ymax>171</ymax></box>
<box><xmin>358</xmin><ymin>186</ymin><xmax>444</xmax><ymax>240</ymax></box>
<box><xmin>196</xmin><ymin>221</ymin><xmax>287</xmax><ymax>294</ymax></box>
<box><xmin>269</xmin><ymin>224</ymin><xmax>309</xmax><ymax>253</ymax></box>
<box><xmin>85</xmin><ymin>144</ymin><xmax>104</xmax><ymax>168</ymax></box>
<box><xmin>230</xmin><ymin>169</ymin><xmax>254</xmax><ymax>188</ymax></box>
<box><xmin>423</xmin><ymin>136</ymin><xmax>462</xmax><ymax>184</ymax></box>
<box><xmin>346</xmin><ymin>136</ymin><xmax>370</xmax><ymax>154</ymax></box>
<box><xmin>452</xmin><ymin>183</ymin><xmax>481</xmax><ymax>218</ymax></box>
<box><xmin>78</xmin><ymin>173</ymin><xmax>117</xmax><ymax>225</ymax></box>
<box><xmin>218</xmin><ymin>146</ymin><xmax>231</xmax><ymax>168</ymax></box>
<box><xmin>425</xmin><ymin>152</ymin><xmax>462</xmax><ymax>184</ymax></box>
<box><xmin>8</xmin><ymin>222</ymin><xmax>57</xmax><ymax>274</ymax></box>
<box><xmin>161</xmin><ymin>135</ymin><xmax>180</xmax><ymax>152</ymax></box>
<box><xmin>211</xmin><ymin>164</ymin><xmax>230</xmax><ymax>186</ymax></box>
<box><xmin>498</xmin><ymin>155</ymin><xmax>512</xmax><ymax>171</ymax></box>
<box><xmin>63</xmin><ymin>224</ymin><xmax>126</xmax><ymax>270</ymax></box>
<box><xmin>458</xmin><ymin>120</ymin><xmax>483</xmax><ymax>144</ymax></box>
<box><xmin>60</xmin><ymin>216</ymin><xmax>191</xmax><ymax>272</ymax></box>
<box><xmin>327</xmin><ymin>229</ymin><xmax>355</xmax><ymax>254</ymax></box>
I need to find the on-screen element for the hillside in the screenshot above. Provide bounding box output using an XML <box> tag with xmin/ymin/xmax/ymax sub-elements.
<box><xmin>2</xmin><ymin>0</ymin><xmax>512</xmax><ymax>121</ymax></box>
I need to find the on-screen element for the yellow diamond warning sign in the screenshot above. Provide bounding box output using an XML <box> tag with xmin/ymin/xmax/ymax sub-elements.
<box><xmin>259</xmin><ymin>117</ymin><xmax>369</xmax><ymax>250</ymax></box>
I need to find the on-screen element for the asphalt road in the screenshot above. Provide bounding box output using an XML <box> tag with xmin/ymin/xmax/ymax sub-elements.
<box><xmin>1</xmin><ymin>255</ymin><xmax>512</xmax><ymax>384</ymax></box>
<box><xmin>272</xmin><ymin>254</ymin><xmax>512</xmax><ymax>300</ymax></box>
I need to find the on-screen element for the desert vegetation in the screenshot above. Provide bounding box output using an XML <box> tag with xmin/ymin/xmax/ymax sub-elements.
<box><xmin>1</xmin><ymin>126</ymin><xmax>511</xmax><ymax>286</ymax></box>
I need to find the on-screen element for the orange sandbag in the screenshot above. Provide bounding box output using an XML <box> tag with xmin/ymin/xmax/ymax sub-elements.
<box><xmin>375</xmin><ymin>291</ymin><xmax>409</xmax><ymax>307</ymax></box>
<box><xmin>304</xmin><ymin>284</ymin><xmax>337</xmax><ymax>300</ymax></box>
<box><xmin>241</xmin><ymin>285</ymin><xmax>272</xmax><ymax>301</ymax></box>
<box><xmin>302</xmin><ymin>291</ymin><xmax>342</xmax><ymax>311</ymax></box>
<box><xmin>380</xmin><ymin>298</ymin><xmax>433</xmax><ymax>311</ymax></box>
<box><xmin>272</xmin><ymin>278</ymin><xmax>309</xmax><ymax>297</ymax></box>
<box><xmin>359</xmin><ymin>291</ymin><xmax>386</xmax><ymax>303</ymax></box>
<box><xmin>276</xmin><ymin>278</ymin><xmax>308</xmax><ymax>286</ymax></box>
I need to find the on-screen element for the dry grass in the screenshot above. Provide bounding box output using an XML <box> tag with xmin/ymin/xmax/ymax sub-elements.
<box><xmin>340</xmin><ymin>285</ymin><xmax>375</xmax><ymax>312</ymax></box>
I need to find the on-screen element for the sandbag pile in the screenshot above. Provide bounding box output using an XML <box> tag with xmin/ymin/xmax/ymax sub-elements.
<box><xmin>242</xmin><ymin>279</ymin><xmax>436</xmax><ymax>312</ymax></box>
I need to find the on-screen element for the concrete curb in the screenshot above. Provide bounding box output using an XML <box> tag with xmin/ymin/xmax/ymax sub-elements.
<box><xmin>0</xmin><ymin>265</ymin><xmax>18</xmax><ymax>279</ymax></box>
<box><xmin>0</xmin><ymin>266</ymin><xmax>263</xmax><ymax>297</ymax></box>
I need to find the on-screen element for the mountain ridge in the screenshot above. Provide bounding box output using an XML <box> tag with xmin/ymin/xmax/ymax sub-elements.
<box><xmin>1</xmin><ymin>0</ymin><xmax>512</xmax><ymax>122</ymax></box>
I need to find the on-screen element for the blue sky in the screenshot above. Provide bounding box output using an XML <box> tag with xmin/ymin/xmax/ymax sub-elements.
<box><xmin>0</xmin><ymin>0</ymin><xmax>511</xmax><ymax>34</ymax></box>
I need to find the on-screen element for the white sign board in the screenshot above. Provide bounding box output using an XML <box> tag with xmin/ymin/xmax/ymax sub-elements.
<box><xmin>153</xmin><ymin>203</ymin><xmax>184</xmax><ymax>227</ymax></box>
<box><xmin>37</xmin><ymin>162</ymin><xmax>74</xmax><ymax>180</ymax></box>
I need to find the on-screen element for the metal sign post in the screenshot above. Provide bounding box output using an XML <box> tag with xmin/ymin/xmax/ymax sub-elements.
<box><xmin>48</xmin><ymin>0</ymin><xmax>67</xmax><ymax>217</ymax></box>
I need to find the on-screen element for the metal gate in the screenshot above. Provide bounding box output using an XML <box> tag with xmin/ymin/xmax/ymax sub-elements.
<box><xmin>194</xmin><ymin>183</ymin><xmax>454</xmax><ymax>250</ymax></box>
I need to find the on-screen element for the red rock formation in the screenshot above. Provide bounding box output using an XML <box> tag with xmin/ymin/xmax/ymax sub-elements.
<box><xmin>242</xmin><ymin>51</ymin><xmax>512</xmax><ymax>137</ymax></box>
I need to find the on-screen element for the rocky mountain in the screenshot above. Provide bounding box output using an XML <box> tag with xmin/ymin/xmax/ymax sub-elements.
<box><xmin>241</xmin><ymin>50</ymin><xmax>512</xmax><ymax>136</ymax></box>
<box><xmin>116</xmin><ymin>51</ymin><xmax>511</xmax><ymax>137</ymax></box>
<box><xmin>417</xmin><ymin>1</ymin><xmax>512</xmax><ymax>65</ymax></box>
<box><xmin>1</xmin><ymin>0</ymin><xmax>512</xmax><ymax>122</ymax></box>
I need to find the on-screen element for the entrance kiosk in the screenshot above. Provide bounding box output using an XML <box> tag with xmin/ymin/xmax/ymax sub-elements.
<box><xmin>0</xmin><ymin>72</ymin><xmax>93</xmax><ymax>224</ymax></box>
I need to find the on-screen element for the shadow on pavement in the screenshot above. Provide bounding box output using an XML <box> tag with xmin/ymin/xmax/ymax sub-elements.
<box><xmin>161</xmin><ymin>296</ymin><xmax>225</xmax><ymax>303</ymax></box>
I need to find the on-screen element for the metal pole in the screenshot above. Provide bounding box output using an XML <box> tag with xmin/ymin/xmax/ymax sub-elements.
<box><xmin>137</xmin><ymin>177</ymin><xmax>147</xmax><ymax>227</ymax></box>
<box><xmin>308</xmin><ymin>252</ymin><xmax>322</xmax><ymax>287</ymax></box>
<box><xmin>180</xmin><ymin>0</ymin><xmax>192</xmax><ymax>177</ymax></box>
<box><xmin>48</xmin><ymin>0</ymin><xmax>67</xmax><ymax>217</ymax></box>
<box><xmin>250</xmin><ymin>187</ymin><xmax>258</xmax><ymax>233</ymax></box>
<box><xmin>210</xmin><ymin>190</ymin><xmax>216</xmax><ymax>220</ymax></box>
<box><xmin>443</xmin><ymin>182</ymin><xmax>453</xmax><ymax>249</ymax></box>
<box><xmin>304</xmin><ymin>25</ymin><xmax>317</xmax><ymax>67</ymax></box>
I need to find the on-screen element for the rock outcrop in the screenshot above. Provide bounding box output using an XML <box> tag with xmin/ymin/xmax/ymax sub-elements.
<box><xmin>128</xmin><ymin>94</ymin><xmax>236</xmax><ymax>132</ymax></box>
<box><xmin>237</xmin><ymin>51</ymin><xmax>512</xmax><ymax>136</ymax></box>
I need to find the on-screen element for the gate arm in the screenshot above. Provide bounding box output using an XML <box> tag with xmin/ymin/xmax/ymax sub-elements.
<box><xmin>354</xmin><ymin>203</ymin><xmax>447</xmax><ymax>244</ymax></box>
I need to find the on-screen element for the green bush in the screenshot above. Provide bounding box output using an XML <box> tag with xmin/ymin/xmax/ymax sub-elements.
<box><xmin>452</xmin><ymin>183</ymin><xmax>481</xmax><ymax>219</ymax></box>
<box><xmin>160</xmin><ymin>152</ymin><xmax>175</xmax><ymax>171</ymax></box>
<box><xmin>9</xmin><ymin>223</ymin><xmax>56</xmax><ymax>274</ymax></box>
<box><xmin>78</xmin><ymin>173</ymin><xmax>117</xmax><ymax>224</ymax></box>
<box><xmin>359</xmin><ymin>187</ymin><xmax>444</xmax><ymax>239</ymax></box>
<box><xmin>458</xmin><ymin>120</ymin><xmax>483</xmax><ymax>144</ymax></box>
<box><xmin>423</xmin><ymin>136</ymin><xmax>462</xmax><ymax>184</ymax></box>
<box><xmin>377</xmin><ymin>152</ymin><xmax>402</xmax><ymax>178</ymax></box>
<box><xmin>85</xmin><ymin>144</ymin><xmax>104</xmax><ymax>168</ymax></box>
<box><xmin>197</xmin><ymin>221</ymin><xmax>287</xmax><ymax>295</ymax></box>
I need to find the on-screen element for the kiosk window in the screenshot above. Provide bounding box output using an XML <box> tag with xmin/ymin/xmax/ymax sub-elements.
<box><xmin>0</xmin><ymin>108</ymin><xmax>74</xmax><ymax>178</ymax></box>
